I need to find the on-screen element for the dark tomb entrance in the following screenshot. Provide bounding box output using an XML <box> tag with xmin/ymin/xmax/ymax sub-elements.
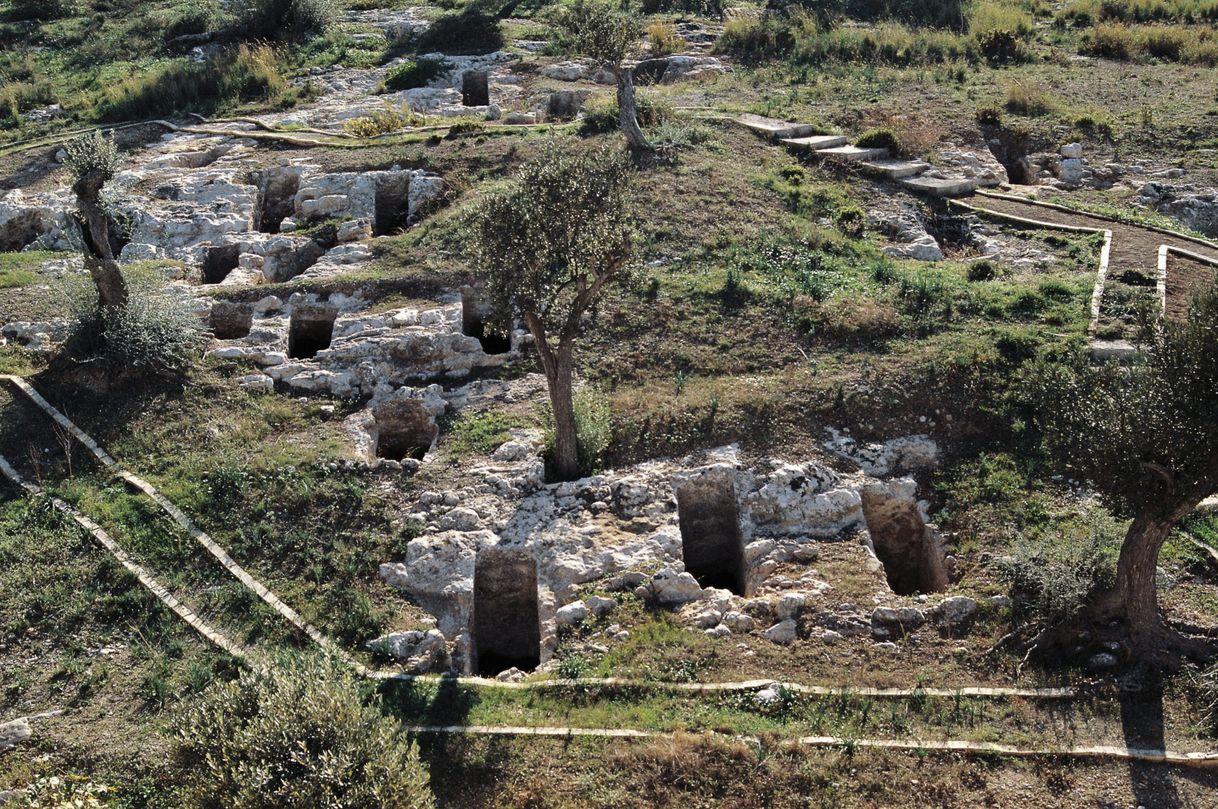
<box><xmin>209</xmin><ymin>301</ymin><xmax>253</xmax><ymax>339</ymax></box>
<box><xmin>287</xmin><ymin>305</ymin><xmax>337</xmax><ymax>359</ymax></box>
<box><xmin>472</xmin><ymin>547</ymin><xmax>541</xmax><ymax>677</ymax></box>
<box><xmin>676</xmin><ymin>474</ymin><xmax>746</xmax><ymax>595</ymax></box>
<box><xmin>461</xmin><ymin>288</ymin><xmax>511</xmax><ymax>354</ymax></box>
<box><xmin>202</xmin><ymin>244</ymin><xmax>241</xmax><ymax>285</ymax></box>
<box><xmin>372</xmin><ymin>400</ymin><xmax>437</xmax><ymax>462</ymax></box>
<box><xmin>860</xmin><ymin>490</ymin><xmax>948</xmax><ymax>596</ymax></box>
<box><xmin>461</xmin><ymin>71</ymin><xmax>490</xmax><ymax>107</ymax></box>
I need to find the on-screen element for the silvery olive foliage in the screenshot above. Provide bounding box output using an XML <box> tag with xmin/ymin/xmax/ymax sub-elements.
<box><xmin>172</xmin><ymin>655</ymin><xmax>434</xmax><ymax>809</ymax></box>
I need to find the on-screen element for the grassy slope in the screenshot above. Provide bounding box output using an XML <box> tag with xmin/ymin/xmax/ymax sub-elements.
<box><xmin>1</xmin><ymin>0</ymin><xmax>1217</xmax><ymax>805</ymax></box>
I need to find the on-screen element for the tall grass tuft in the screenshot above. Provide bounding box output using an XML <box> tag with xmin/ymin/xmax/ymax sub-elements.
<box><xmin>100</xmin><ymin>45</ymin><xmax>293</xmax><ymax>121</ymax></box>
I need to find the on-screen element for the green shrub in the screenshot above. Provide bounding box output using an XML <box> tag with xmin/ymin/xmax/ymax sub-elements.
<box><xmin>976</xmin><ymin>28</ymin><xmax>1027</xmax><ymax>64</ymax></box>
<box><xmin>995</xmin><ymin>519</ymin><xmax>1121</xmax><ymax>625</ymax></box>
<box><xmin>150</xmin><ymin>1</ymin><xmax>222</xmax><ymax>40</ymax></box>
<box><xmin>64</xmin><ymin>130</ymin><xmax>120</xmax><ymax>182</ymax></box>
<box><xmin>835</xmin><ymin>205</ymin><xmax>866</xmax><ymax>238</ymax></box>
<box><xmin>641</xmin><ymin>0</ymin><xmax>722</xmax><ymax>13</ymax></box>
<box><xmin>62</xmin><ymin>270</ymin><xmax>205</xmax><ymax>378</ymax></box>
<box><xmin>574</xmin><ymin>386</ymin><xmax>612</xmax><ymax>475</ymax></box>
<box><xmin>341</xmin><ymin>102</ymin><xmax>423</xmax><ymax>137</ymax></box>
<box><xmin>382</xmin><ymin>58</ymin><xmax>451</xmax><ymax>92</ymax></box>
<box><xmin>715</xmin><ymin>15</ymin><xmax>798</xmax><ymax>61</ymax></box>
<box><xmin>967</xmin><ymin>260</ymin><xmax>997</xmax><ymax>281</ymax></box>
<box><xmin>233</xmin><ymin>0</ymin><xmax>337</xmax><ymax>41</ymax></box>
<box><xmin>1003</xmin><ymin>78</ymin><xmax>1054</xmax><ymax>115</ymax></box>
<box><xmin>1085</xmin><ymin>22</ymin><xmax>1135</xmax><ymax>58</ymax></box>
<box><xmin>416</xmin><ymin>9</ymin><xmax>503</xmax><ymax>55</ymax></box>
<box><xmin>646</xmin><ymin>21</ymin><xmax>685</xmax><ymax>55</ymax></box>
<box><xmin>975</xmin><ymin>104</ymin><xmax>1004</xmax><ymax>126</ymax></box>
<box><xmin>172</xmin><ymin>655</ymin><xmax>434</xmax><ymax>809</ymax></box>
<box><xmin>855</xmin><ymin>127</ymin><xmax>899</xmax><ymax>151</ymax></box>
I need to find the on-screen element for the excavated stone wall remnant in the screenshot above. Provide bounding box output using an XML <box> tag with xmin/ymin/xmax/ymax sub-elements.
<box><xmin>676</xmin><ymin>471</ymin><xmax>747</xmax><ymax>595</ymax></box>
<box><xmin>288</xmin><ymin>304</ymin><xmax>338</xmax><ymax>359</ymax></box>
<box><xmin>201</xmin><ymin>243</ymin><xmax>241</xmax><ymax>285</ymax></box>
<box><xmin>472</xmin><ymin>547</ymin><xmax>541</xmax><ymax>676</ymax></box>
<box><xmin>860</xmin><ymin>487</ymin><xmax>947</xmax><ymax>596</ymax></box>
<box><xmin>461</xmin><ymin>70</ymin><xmax>490</xmax><ymax>106</ymax></box>
<box><xmin>209</xmin><ymin>301</ymin><xmax>254</xmax><ymax>340</ymax></box>
<box><xmin>371</xmin><ymin>399</ymin><xmax>438</xmax><ymax>461</ymax></box>
<box><xmin>461</xmin><ymin>287</ymin><xmax>511</xmax><ymax>354</ymax></box>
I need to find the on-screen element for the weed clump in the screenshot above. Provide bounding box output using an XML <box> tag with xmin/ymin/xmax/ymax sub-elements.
<box><xmin>234</xmin><ymin>0</ymin><xmax>337</xmax><ymax>41</ymax></box>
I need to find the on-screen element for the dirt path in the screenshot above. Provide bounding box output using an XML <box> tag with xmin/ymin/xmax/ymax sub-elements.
<box><xmin>963</xmin><ymin>192</ymin><xmax>1218</xmax><ymax>337</ymax></box>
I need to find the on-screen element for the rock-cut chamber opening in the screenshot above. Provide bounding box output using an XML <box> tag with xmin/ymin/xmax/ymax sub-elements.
<box><xmin>472</xmin><ymin>548</ymin><xmax>541</xmax><ymax>677</ymax></box>
<box><xmin>676</xmin><ymin>475</ymin><xmax>746</xmax><ymax>596</ymax></box>
<box><xmin>202</xmin><ymin>244</ymin><xmax>240</xmax><ymax>285</ymax></box>
<box><xmin>374</xmin><ymin>174</ymin><xmax>411</xmax><ymax>237</ymax></box>
<box><xmin>461</xmin><ymin>289</ymin><xmax>511</xmax><ymax>354</ymax></box>
<box><xmin>461</xmin><ymin>71</ymin><xmax>489</xmax><ymax>107</ymax></box>
<box><xmin>371</xmin><ymin>400</ymin><xmax>437</xmax><ymax>462</ymax></box>
<box><xmin>288</xmin><ymin>306</ymin><xmax>337</xmax><ymax>359</ymax></box>
<box><xmin>860</xmin><ymin>491</ymin><xmax>948</xmax><ymax>596</ymax></box>
<box><xmin>0</xmin><ymin>210</ymin><xmax>43</xmax><ymax>252</ymax></box>
<box><xmin>251</xmin><ymin>168</ymin><xmax>301</xmax><ymax>234</ymax></box>
<box><xmin>209</xmin><ymin>301</ymin><xmax>253</xmax><ymax>340</ymax></box>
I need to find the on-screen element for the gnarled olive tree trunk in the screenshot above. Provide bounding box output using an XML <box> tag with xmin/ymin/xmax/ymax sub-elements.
<box><xmin>73</xmin><ymin>168</ymin><xmax>128</xmax><ymax>310</ymax></box>
<box><xmin>613</xmin><ymin>67</ymin><xmax>650</xmax><ymax>156</ymax></box>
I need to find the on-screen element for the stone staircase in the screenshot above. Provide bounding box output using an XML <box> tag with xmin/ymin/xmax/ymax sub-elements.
<box><xmin>738</xmin><ymin>114</ymin><xmax>977</xmax><ymax>198</ymax></box>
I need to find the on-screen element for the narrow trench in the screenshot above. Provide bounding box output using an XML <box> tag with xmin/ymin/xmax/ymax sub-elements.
<box><xmin>263</xmin><ymin>241</ymin><xmax>325</xmax><ymax>283</ymax></box>
<box><xmin>209</xmin><ymin>301</ymin><xmax>253</xmax><ymax>340</ymax></box>
<box><xmin>201</xmin><ymin>244</ymin><xmax>241</xmax><ymax>285</ymax></box>
<box><xmin>372</xmin><ymin>400</ymin><xmax>437</xmax><ymax>462</ymax></box>
<box><xmin>288</xmin><ymin>305</ymin><xmax>337</xmax><ymax>359</ymax></box>
<box><xmin>472</xmin><ymin>547</ymin><xmax>541</xmax><ymax>677</ymax></box>
<box><xmin>860</xmin><ymin>491</ymin><xmax>948</xmax><ymax>596</ymax></box>
<box><xmin>676</xmin><ymin>475</ymin><xmax>746</xmax><ymax>596</ymax></box>
<box><xmin>461</xmin><ymin>289</ymin><xmax>511</xmax><ymax>355</ymax></box>
<box><xmin>981</xmin><ymin>124</ymin><xmax>1038</xmax><ymax>185</ymax></box>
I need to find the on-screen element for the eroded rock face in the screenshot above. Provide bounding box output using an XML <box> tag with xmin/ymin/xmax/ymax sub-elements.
<box><xmin>1136</xmin><ymin>183</ymin><xmax>1218</xmax><ymax>237</ymax></box>
<box><xmin>869</xmin><ymin>204</ymin><xmax>944</xmax><ymax>262</ymax></box>
<box><xmin>824</xmin><ymin>429</ymin><xmax>938</xmax><ymax>477</ymax></box>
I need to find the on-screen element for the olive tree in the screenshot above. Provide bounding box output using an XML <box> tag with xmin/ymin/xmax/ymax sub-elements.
<box><xmin>1026</xmin><ymin>281</ymin><xmax>1218</xmax><ymax>660</ymax></box>
<box><xmin>466</xmin><ymin>142</ymin><xmax>635</xmax><ymax>481</ymax></box>
<box><xmin>64</xmin><ymin>131</ymin><xmax>128</xmax><ymax>310</ymax></box>
<box><xmin>560</xmin><ymin>1</ymin><xmax>651</xmax><ymax>155</ymax></box>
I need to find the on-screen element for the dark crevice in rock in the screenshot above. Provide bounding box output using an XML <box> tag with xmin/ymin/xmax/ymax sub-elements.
<box><xmin>861</xmin><ymin>490</ymin><xmax>948</xmax><ymax>596</ymax></box>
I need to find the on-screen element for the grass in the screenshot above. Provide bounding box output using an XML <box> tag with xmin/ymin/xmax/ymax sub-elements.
<box><xmin>0</xmin><ymin>251</ymin><xmax>51</xmax><ymax>288</ymax></box>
